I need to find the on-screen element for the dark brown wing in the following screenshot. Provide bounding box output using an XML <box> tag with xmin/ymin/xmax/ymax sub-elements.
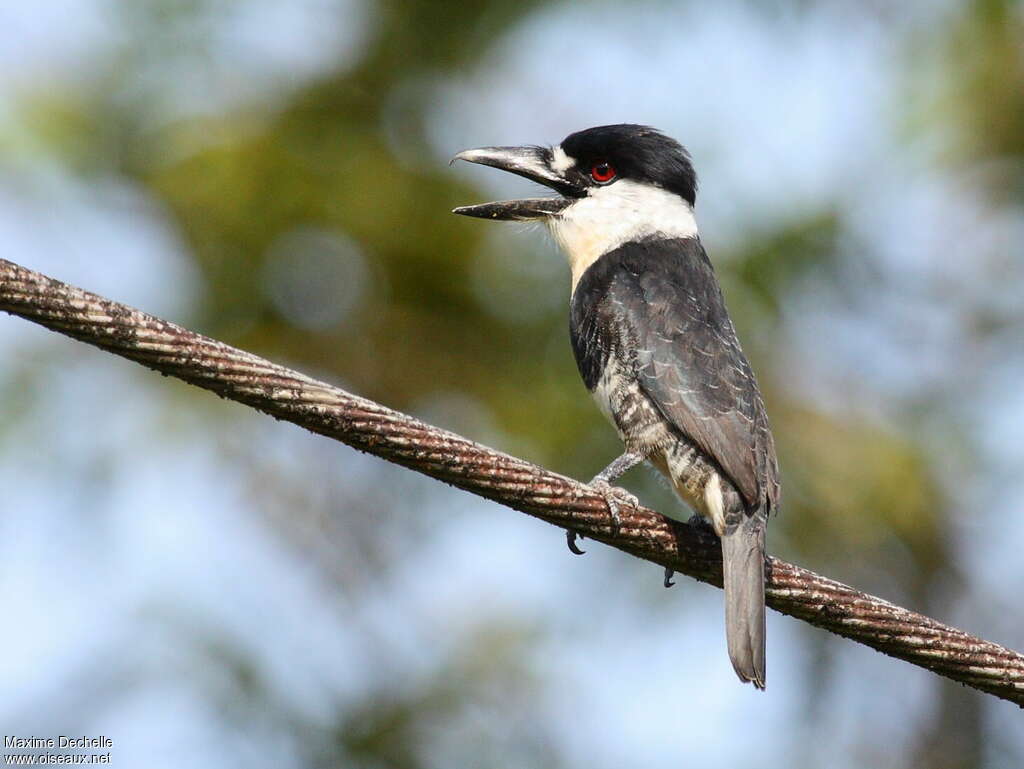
<box><xmin>598</xmin><ymin>238</ymin><xmax>778</xmax><ymax>513</ymax></box>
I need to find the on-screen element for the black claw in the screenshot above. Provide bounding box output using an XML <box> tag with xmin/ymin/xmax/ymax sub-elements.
<box><xmin>663</xmin><ymin>567</ymin><xmax>675</xmax><ymax>588</ymax></box>
<box><xmin>567</xmin><ymin>530</ymin><xmax>586</xmax><ymax>555</ymax></box>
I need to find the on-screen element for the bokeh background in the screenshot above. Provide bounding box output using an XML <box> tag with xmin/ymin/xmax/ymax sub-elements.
<box><xmin>1</xmin><ymin>1</ymin><xmax>1023</xmax><ymax>767</ymax></box>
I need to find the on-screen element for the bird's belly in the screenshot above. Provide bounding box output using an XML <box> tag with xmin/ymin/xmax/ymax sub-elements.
<box><xmin>592</xmin><ymin>364</ymin><xmax>673</xmax><ymax>453</ymax></box>
<box><xmin>592</xmin><ymin>362</ymin><xmax>727</xmax><ymax>532</ymax></box>
<box><xmin>649</xmin><ymin>443</ymin><xmax>726</xmax><ymax>533</ymax></box>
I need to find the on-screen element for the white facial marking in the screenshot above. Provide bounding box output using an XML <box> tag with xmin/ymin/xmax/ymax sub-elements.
<box><xmin>546</xmin><ymin>180</ymin><xmax>699</xmax><ymax>292</ymax></box>
<box><xmin>549</xmin><ymin>145</ymin><xmax>575</xmax><ymax>174</ymax></box>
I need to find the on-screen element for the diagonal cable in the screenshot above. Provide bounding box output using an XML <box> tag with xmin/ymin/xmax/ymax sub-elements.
<box><xmin>1</xmin><ymin>257</ymin><xmax>1021</xmax><ymax>705</ymax></box>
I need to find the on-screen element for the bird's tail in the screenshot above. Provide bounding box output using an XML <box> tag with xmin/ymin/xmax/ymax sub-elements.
<box><xmin>721</xmin><ymin>512</ymin><xmax>767</xmax><ymax>689</ymax></box>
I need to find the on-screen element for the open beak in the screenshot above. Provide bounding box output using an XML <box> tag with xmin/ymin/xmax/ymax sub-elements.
<box><xmin>451</xmin><ymin>146</ymin><xmax>579</xmax><ymax>221</ymax></box>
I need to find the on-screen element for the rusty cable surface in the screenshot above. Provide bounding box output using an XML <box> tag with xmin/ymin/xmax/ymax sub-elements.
<box><xmin>1</xmin><ymin>257</ymin><xmax>1022</xmax><ymax>706</ymax></box>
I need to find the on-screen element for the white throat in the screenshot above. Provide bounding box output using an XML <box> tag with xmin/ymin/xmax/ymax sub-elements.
<box><xmin>546</xmin><ymin>180</ymin><xmax>699</xmax><ymax>292</ymax></box>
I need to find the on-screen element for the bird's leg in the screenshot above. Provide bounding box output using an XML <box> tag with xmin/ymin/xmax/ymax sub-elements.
<box><xmin>589</xmin><ymin>451</ymin><xmax>644</xmax><ymax>528</ymax></box>
<box><xmin>567</xmin><ymin>452</ymin><xmax>645</xmax><ymax>554</ymax></box>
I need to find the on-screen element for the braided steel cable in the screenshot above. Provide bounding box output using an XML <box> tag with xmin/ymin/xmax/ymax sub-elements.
<box><xmin>2</xmin><ymin>257</ymin><xmax>1022</xmax><ymax>705</ymax></box>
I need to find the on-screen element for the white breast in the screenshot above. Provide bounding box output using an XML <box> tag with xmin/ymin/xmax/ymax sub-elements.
<box><xmin>546</xmin><ymin>180</ymin><xmax>698</xmax><ymax>292</ymax></box>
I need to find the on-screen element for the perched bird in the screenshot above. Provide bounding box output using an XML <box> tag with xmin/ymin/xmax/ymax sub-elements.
<box><xmin>451</xmin><ymin>124</ymin><xmax>779</xmax><ymax>689</ymax></box>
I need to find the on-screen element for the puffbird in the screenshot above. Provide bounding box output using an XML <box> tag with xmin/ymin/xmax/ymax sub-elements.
<box><xmin>452</xmin><ymin>124</ymin><xmax>779</xmax><ymax>689</ymax></box>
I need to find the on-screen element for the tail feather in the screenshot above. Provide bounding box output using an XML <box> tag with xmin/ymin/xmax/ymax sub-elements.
<box><xmin>721</xmin><ymin>513</ymin><xmax>766</xmax><ymax>689</ymax></box>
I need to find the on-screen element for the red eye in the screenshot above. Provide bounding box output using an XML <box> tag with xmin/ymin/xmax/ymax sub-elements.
<box><xmin>590</xmin><ymin>162</ymin><xmax>616</xmax><ymax>183</ymax></box>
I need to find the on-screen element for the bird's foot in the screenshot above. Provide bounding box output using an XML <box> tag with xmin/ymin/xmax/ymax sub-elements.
<box><xmin>566</xmin><ymin>530</ymin><xmax>586</xmax><ymax>555</ymax></box>
<box><xmin>588</xmin><ymin>478</ymin><xmax>639</xmax><ymax>534</ymax></box>
<box><xmin>687</xmin><ymin>512</ymin><xmax>715</xmax><ymax>534</ymax></box>
<box><xmin>663</xmin><ymin>567</ymin><xmax>675</xmax><ymax>588</ymax></box>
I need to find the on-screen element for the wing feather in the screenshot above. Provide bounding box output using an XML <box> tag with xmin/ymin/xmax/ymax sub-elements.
<box><xmin>587</xmin><ymin>238</ymin><xmax>779</xmax><ymax>512</ymax></box>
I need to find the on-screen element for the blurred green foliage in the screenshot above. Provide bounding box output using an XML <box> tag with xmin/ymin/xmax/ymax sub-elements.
<box><xmin>925</xmin><ymin>0</ymin><xmax>1024</xmax><ymax>203</ymax></box>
